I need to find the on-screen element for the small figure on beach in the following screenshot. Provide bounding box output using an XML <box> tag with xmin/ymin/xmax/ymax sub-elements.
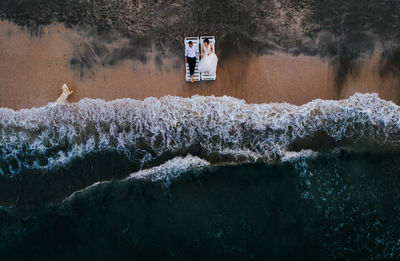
<box><xmin>198</xmin><ymin>38</ymin><xmax>218</xmax><ymax>75</ymax></box>
<box><xmin>49</xmin><ymin>83</ymin><xmax>73</xmax><ymax>107</ymax></box>
<box><xmin>185</xmin><ymin>41</ymin><xmax>199</xmax><ymax>83</ymax></box>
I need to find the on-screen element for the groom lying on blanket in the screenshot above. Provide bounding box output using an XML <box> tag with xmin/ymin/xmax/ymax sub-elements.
<box><xmin>185</xmin><ymin>41</ymin><xmax>199</xmax><ymax>83</ymax></box>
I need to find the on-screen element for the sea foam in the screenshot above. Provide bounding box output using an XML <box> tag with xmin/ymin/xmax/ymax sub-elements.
<box><xmin>63</xmin><ymin>154</ymin><xmax>210</xmax><ymax>202</ymax></box>
<box><xmin>0</xmin><ymin>92</ymin><xmax>399</xmax><ymax>177</ymax></box>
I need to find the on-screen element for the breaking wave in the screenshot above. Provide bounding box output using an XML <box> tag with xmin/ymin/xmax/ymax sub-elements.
<box><xmin>0</xmin><ymin>92</ymin><xmax>399</xmax><ymax>177</ymax></box>
<box><xmin>3</xmin><ymin>149</ymin><xmax>400</xmax><ymax>261</ymax></box>
<box><xmin>63</xmin><ymin>155</ymin><xmax>210</xmax><ymax>203</ymax></box>
<box><xmin>1</xmin><ymin>93</ymin><xmax>400</xmax><ymax>260</ymax></box>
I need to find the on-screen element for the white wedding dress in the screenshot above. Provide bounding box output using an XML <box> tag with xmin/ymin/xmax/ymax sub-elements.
<box><xmin>198</xmin><ymin>44</ymin><xmax>218</xmax><ymax>74</ymax></box>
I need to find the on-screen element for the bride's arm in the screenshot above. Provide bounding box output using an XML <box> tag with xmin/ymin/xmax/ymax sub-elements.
<box><xmin>209</xmin><ymin>44</ymin><xmax>213</xmax><ymax>55</ymax></box>
<box><xmin>201</xmin><ymin>45</ymin><xmax>204</xmax><ymax>58</ymax></box>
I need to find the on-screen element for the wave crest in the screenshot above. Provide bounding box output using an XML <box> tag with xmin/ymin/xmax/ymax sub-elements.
<box><xmin>0</xmin><ymin>92</ymin><xmax>399</xmax><ymax>176</ymax></box>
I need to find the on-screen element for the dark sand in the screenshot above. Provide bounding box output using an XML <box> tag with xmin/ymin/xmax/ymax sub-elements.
<box><xmin>1</xmin><ymin>21</ymin><xmax>399</xmax><ymax>109</ymax></box>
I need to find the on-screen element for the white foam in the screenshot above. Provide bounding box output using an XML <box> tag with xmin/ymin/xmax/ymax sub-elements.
<box><xmin>281</xmin><ymin>150</ymin><xmax>319</xmax><ymax>162</ymax></box>
<box><xmin>62</xmin><ymin>181</ymin><xmax>108</xmax><ymax>203</ymax></box>
<box><xmin>128</xmin><ymin>154</ymin><xmax>210</xmax><ymax>183</ymax></box>
<box><xmin>0</xmin><ymin>92</ymin><xmax>399</xmax><ymax>176</ymax></box>
<box><xmin>63</xmin><ymin>155</ymin><xmax>210</xmax><ymax>202</ymax></box>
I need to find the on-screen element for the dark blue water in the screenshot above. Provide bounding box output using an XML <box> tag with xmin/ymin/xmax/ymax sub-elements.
<box><xmin>1</xmin><ymin>149</ymin><xmax>400</xmax><ymax>260</ymax></box>
<box><xmin>1</xmin><ymin>94</ymin><xmax>400</xmax><ymax>260</ymax></box>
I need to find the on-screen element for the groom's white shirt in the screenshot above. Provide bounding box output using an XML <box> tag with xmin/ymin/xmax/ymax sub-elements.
<box><xmin>185</xmin><ymin>45</ymin><xmax>198</xmax><ymax>58</ymax></box>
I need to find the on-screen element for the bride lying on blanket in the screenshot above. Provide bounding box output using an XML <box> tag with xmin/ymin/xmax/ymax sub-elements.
<box><xmin>198</xmin><ymin>38</ymin><xmax>218</xmax><ymax>75</ymax></box>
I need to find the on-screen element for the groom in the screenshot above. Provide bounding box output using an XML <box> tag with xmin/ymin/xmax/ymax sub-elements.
<box><xmin>185</xmin><ymin>41</ymin><xmax>199</xmax><ymax>83</ymax></box>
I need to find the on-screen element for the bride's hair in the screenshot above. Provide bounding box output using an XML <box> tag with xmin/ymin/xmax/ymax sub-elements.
<box><xmin>203</xmin><ymin>39</ymin><xmax>209</xmax><ymax>44</ymax></box>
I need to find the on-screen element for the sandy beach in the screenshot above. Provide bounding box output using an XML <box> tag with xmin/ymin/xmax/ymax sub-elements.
<box><xmin>2</xmin><ymin>1</ymin><xmax>400</xmax><ymax>259</ymax></box>
<box><xmin>1</xmin><ymin>21</ymin><xmax>399</xmax><ymax>109</ymax></box>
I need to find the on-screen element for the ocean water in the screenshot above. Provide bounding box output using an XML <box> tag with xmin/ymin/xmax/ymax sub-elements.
<box><xmin>1</xmin><ymin>93</ymin><xmax>400</xmax><ymax>260</ymax></box>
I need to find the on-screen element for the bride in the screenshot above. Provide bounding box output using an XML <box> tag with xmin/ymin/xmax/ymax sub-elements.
<box><xmin>198</xmin><ymin>39</ymin><xmax>218</xmax><ymax>75</ymax></box>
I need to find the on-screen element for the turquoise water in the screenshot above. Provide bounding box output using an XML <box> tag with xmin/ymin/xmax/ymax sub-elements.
<box><xmin>1</xmin><ymin>93</ymin><xmax>400</xmax><ymax>260</ymax></box>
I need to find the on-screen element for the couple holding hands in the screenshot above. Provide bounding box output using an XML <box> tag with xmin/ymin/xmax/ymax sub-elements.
<box><xmin>185</xmin><ymin>39</ymin><xmax>218</xmax><ymax>82</ymax></box>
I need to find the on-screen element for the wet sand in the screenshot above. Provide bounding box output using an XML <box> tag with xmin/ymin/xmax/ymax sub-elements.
<box><xmin>1</xmin><ymin>21</ymin><xmax>399</xmax><ymax>109</ymax></box>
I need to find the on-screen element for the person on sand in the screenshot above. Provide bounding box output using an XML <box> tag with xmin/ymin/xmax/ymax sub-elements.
<box><xmin>185</xmin><ymin>41</ymin><xmax>199</xmax><ymax>83</ymax></box>
<box><xmin>198</xmin><ymin>38</ymin><xmax>218</xmax><ymax>75</ymax></box>
<box><xmin>48</xmin><ymin>83</ymin><xmax>73</xmax><ymax>107</ymax></box>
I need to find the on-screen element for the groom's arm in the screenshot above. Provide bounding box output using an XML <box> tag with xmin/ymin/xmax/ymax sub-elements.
<box><xmin>185</xmin><ymin>47</ymin><xmax>188</xmax><ymax>63</ymax></box>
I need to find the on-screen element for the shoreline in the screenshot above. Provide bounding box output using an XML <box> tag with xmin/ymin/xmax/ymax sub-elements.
<box><xmin>1</xmin><ymin>21</ymin><xmax>399</xmax><ymax>110</ymax></box>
